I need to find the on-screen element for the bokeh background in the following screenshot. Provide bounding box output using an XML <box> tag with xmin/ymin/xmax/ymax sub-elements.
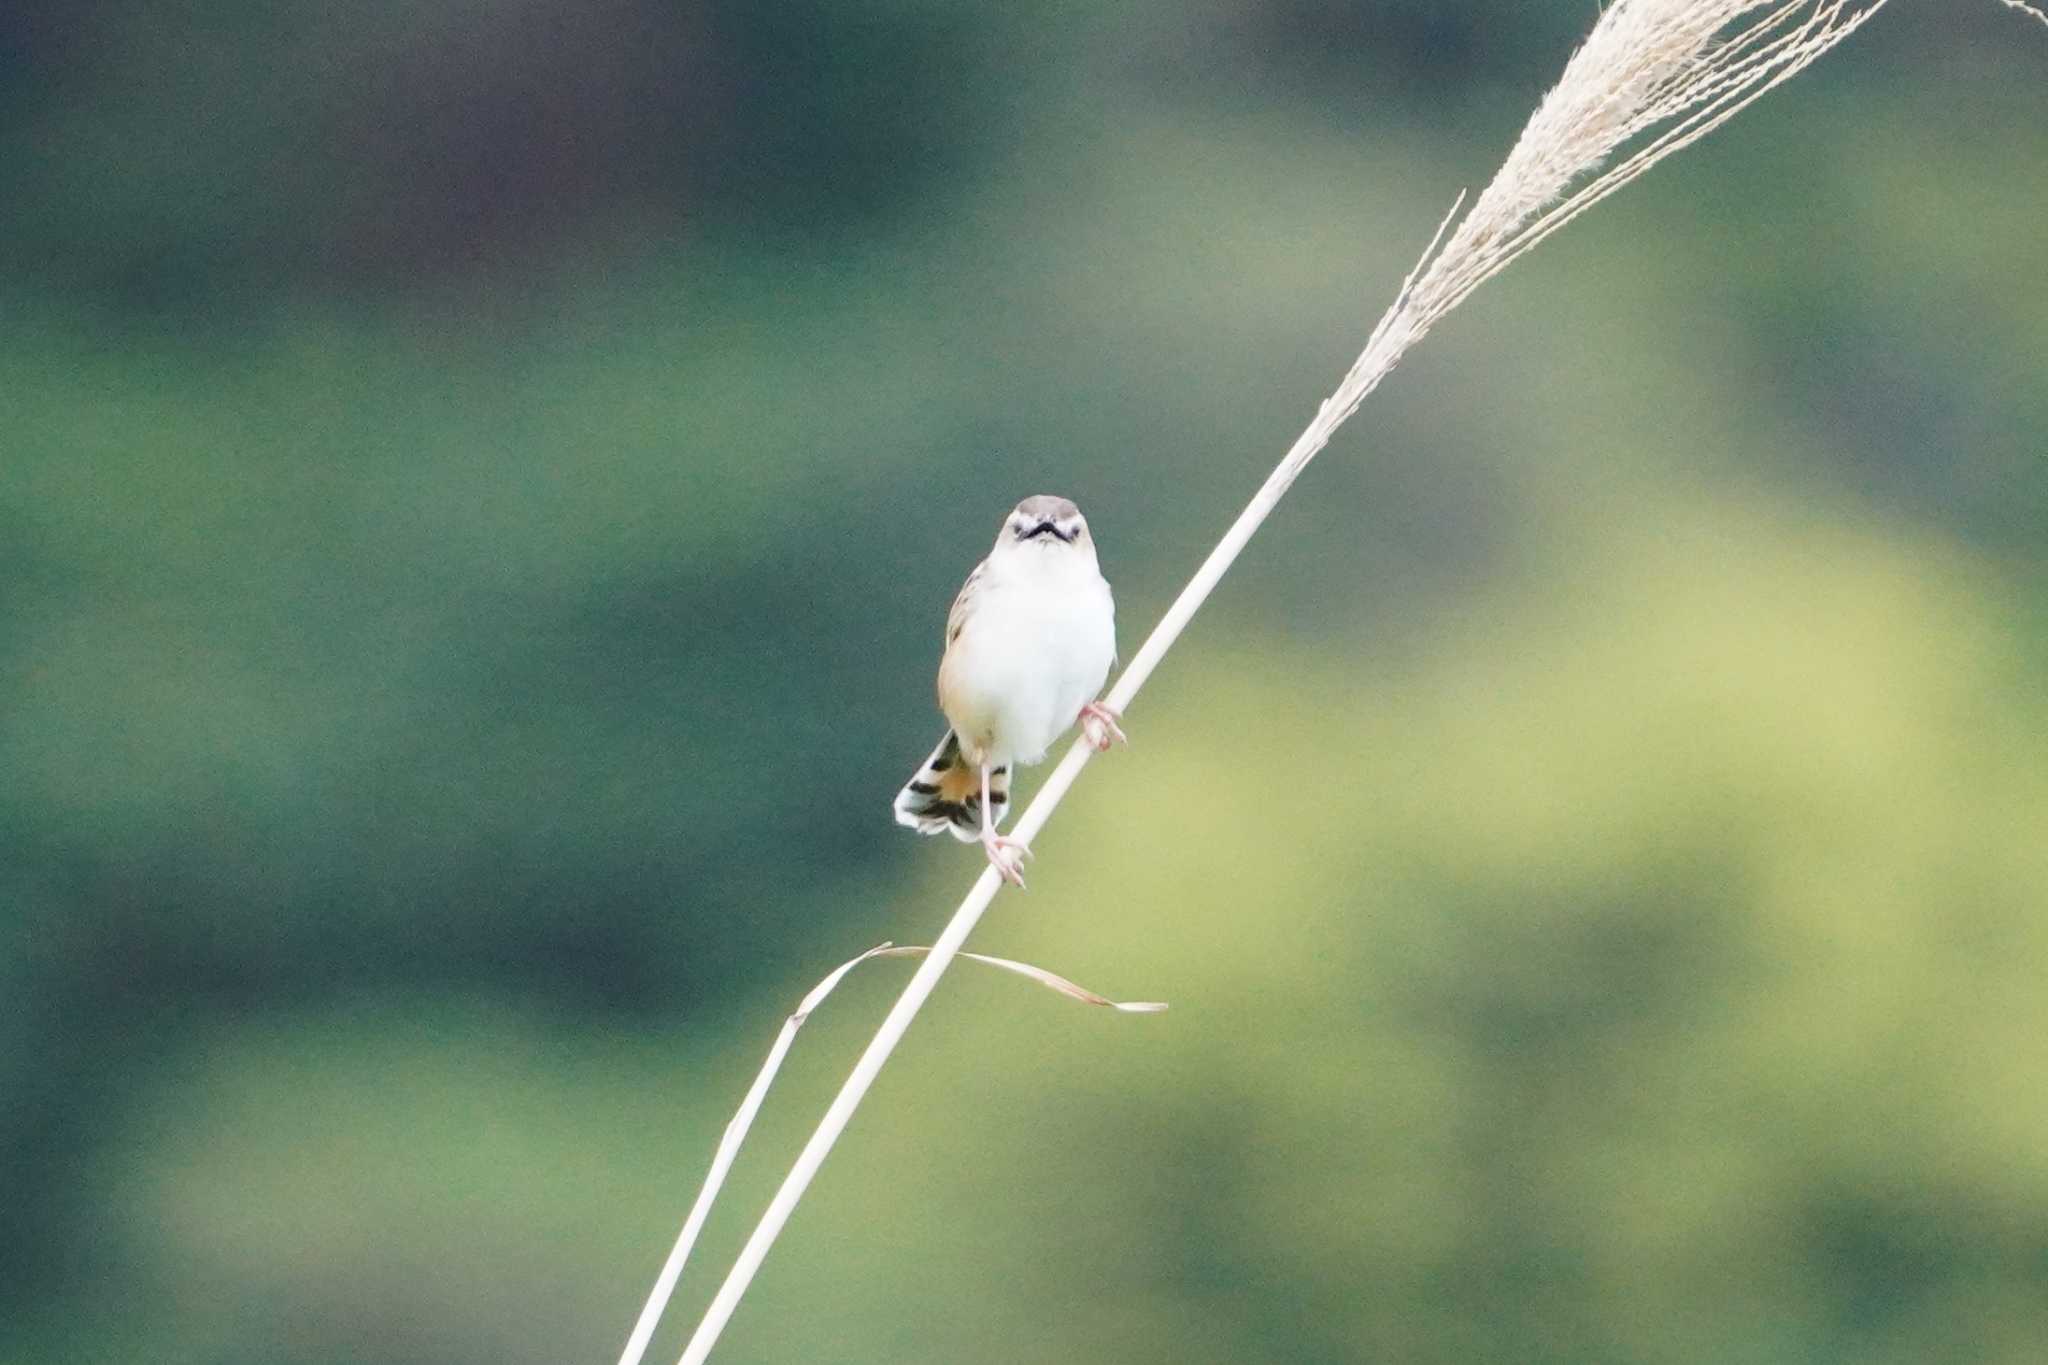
<box><xmin>6</xmin><ymin>2</ymin><xmax>2047</xmax><ymax>1362</ymax></box>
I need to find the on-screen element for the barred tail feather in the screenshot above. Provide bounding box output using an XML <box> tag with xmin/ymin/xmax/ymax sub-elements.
<box><xmin>892</xmin><ymin>731</ymin><xmax>1008</xmax><ymax>842</ymax></box>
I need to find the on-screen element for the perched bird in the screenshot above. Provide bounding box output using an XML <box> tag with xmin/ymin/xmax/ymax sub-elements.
<box><xmin>893</xmin><ymin>495</ymin><xmax>1125</xmax><ymax>887</ymax></box>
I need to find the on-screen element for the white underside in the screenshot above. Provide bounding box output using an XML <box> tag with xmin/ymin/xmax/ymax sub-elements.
<box><xmin>941</xmin><ymin>552</ymin><xmax>1115</xmax><ymax>770</ymax></box>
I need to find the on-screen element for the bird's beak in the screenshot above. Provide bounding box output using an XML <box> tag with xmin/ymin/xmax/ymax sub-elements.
<box><xmin>1021</xmin><ymin>520</ymin><xmax>1073</xmax><ymax>543</ymax></box>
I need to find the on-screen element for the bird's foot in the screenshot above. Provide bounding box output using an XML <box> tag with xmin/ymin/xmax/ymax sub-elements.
<box><xmin>981</xmin><ymin>832</ymin><xmax>1033</xmax><ymax>889</ymax></box>
<box><xmin>1079</xmin><ymin>701</ymin><xmax>1127</xmax><ymax>752</ymax></box>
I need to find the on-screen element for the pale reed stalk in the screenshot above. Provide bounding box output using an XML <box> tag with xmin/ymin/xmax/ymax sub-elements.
<box><xmin>616</xmin><ymin>947</ymin><xmax>1159</xmax><ymax>1365</ymax></box>
<box><xmin>664</xmin><ymin>3</ymin><xmax>1910</xmax><ymax>1360</ymax></box>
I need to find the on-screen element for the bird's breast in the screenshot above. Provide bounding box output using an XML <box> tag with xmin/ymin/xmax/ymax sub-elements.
<box><xmin>939</xmin><ymin>572</ymin><xmax>1114</xmax><ymax>766</ymax></box>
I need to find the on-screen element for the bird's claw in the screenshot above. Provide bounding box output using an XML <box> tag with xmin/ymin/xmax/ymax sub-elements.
<box><xmin>1079</xmin><ymin>701</ymin><xmax>1127</xmax><ymax>753</ymax></box>
<box><xmin>981</xmin><ymin>833</ymin><xmax>1033</xmax><ymax>889</ymax></box>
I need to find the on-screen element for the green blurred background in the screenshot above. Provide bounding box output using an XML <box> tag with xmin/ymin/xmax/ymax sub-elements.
<box><xmin>6</xmin><ymin>2</ymin><xmax>2047</xmax><ymax>1361</ymax></box>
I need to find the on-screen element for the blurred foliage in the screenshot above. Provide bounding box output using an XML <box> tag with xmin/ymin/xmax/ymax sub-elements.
<box><xmin>3</xmin><ymin>2</ymin><xmax>2046</xmax><ymax>1362</ymax></box>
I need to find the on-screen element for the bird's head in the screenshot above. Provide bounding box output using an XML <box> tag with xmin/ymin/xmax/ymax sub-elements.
<box><xmin>999</xmin><ymin>494</ymin><xmax>1090</xmax><ymax>551</ymax></box>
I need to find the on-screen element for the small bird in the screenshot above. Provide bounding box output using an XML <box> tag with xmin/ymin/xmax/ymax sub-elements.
<box><xmin>893</xmin><ymin>495</ymin><xmax>1125</xmax><ymax>888</ymax></box>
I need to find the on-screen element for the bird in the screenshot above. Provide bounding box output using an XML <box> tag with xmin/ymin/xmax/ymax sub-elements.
<box><xmin>893</xmin><ymin>495</ymin><xmax>1125</xmax><ymax>888</ymax></box>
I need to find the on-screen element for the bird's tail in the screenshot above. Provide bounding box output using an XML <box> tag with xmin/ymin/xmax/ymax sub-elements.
<box><xmin>892</xmin><ymin>731</ymin><xmax>1008</xmax><ymax>842</ymax></box>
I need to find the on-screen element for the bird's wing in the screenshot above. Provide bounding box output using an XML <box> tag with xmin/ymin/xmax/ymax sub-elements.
<box><xmin>945</xmin><ymin>558</ymin><xmax>988</xmax><ymax>645</ymax></box>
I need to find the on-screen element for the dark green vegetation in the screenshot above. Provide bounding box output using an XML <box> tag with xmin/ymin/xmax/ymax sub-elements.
<box><xmin>4</xmin><ymin>3</ymin><xmax>2046</xmax><ymax>1361</ymax></box>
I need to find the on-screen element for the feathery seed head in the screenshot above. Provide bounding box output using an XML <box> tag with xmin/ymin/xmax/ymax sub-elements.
<box><xmin>1271</xmin><ymin>0</ymin><xmax>1895</xmax><ymax>495</ymax></box>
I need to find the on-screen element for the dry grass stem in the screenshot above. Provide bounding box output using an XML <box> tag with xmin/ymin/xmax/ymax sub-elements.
<box><xmin>616</xmin><ymin>945</ymin><xmax>1159</xmax><ymax>1365</ymax></box>
<box><xmin>873</xmin><ymin>946</ymin><xmax>1168</xmax><ymax>1012</ymax></box>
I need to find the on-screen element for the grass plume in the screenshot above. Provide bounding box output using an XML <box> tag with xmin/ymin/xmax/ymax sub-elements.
<box><xmin>1284</xmin><ymin>0</ymin><xmax>1895</xmax><ymax>493</ymax></box>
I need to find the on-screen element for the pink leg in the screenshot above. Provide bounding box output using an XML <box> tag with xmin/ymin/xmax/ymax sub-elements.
<box><xmin>1078</xmin><ymin>700</ymin><xmax>1128</xmax><ymax>752</ymax></box>
<box><xmin>978</xmin><ymin>763</ymin><xmax>1032</xmax><ymax>888</ymax></box>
